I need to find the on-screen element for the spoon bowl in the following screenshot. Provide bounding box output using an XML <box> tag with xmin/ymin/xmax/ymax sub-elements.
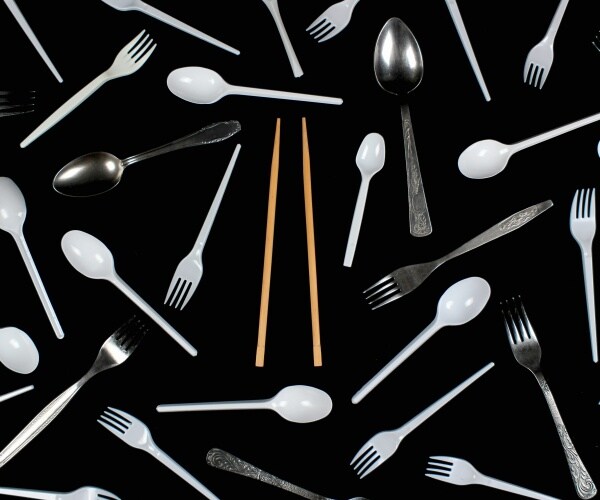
<box><xmin>0</xmin><ymin>177</ymin><xmax>26</xmax><ymax>236</ymax></box>
<box><xmin>52</xmin><ymin>121</ymin><xmax>241</xmax><ymax>197</ymax></box>
<box><xmin>156</xmin><ymin>384</ymin><xmax>333</xmax><ymax>424</ymax></box>
<box><xmin>458</xmin><ymin>139</ymin><xmax>513</xmax><ymax>179</ymax></box>
<box><xmin>61</xmin><ymin>229</ymin><xmax>115</xmax><ymax>280</ymax></box>
<box><xmin>352</xmin><ymin>276</ymin><xmax>490</xmax><ymax>403</ymax></box>
<box><xmin>0</xmin><ymin>327</ymin><xmax>39</xmax><ymax>374</ymax></box>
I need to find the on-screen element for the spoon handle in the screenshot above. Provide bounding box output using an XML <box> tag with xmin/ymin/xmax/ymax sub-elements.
<box><xmin>135</xmin><ymin>0</ymin><xmax>239</xmax><ymax>55</ymax></box>
<box><xmin>206</xmin><ymin>448</ymin><xmax>329</xmax><ymax>500</ymax></box>
<box><xmin>156</xmin><ymin>400</ymin><xmax>267</xmax><ymax>412</ymax></box>
<box><xmin>262</xmin><ymin>0</ymin><xmax>303</xmax><ymax>77</ymax></box>
<box><xmin>0</xmin><ymin>385</ymin><xmax>34</xmax><ymax>404</ymax></box>
<box><xmin>401</xmin><ymin>104</ymin><xmax>432</xmax><ymax>237</ymax></box>
<box><xmin>121</xmin><ymin>120</ymin><xmax>241</xmax><ymax>168</ymax></box>
<box><xmin>343</xmin><ymin>178</ymin><xmax>371</xmax><ymax>267</ymax></box>
<box><xmin>352</xmin><ymin>317</ymin><xmax>440</xmax><ymax>404</ymax></box>
<box><xmin>233</xmin><ymin>84</ymin><xmax>342</xmax><ymax>105</ymax></box>
<box><xmin>112</xmin><ymin>274</ymin><xmax>197</xmax><ymax>356</ymax></box>
<box><xmin>13</xmin><ymin>235</ymin><xmax>65</xmax><ymax>339</ymax></box>
<box><xmin>516</xmin><ymin>111</ymin><xmax>600</xmax><ymax>152</ymax></box>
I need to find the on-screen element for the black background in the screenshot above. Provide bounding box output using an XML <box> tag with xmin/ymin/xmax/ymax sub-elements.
<box><xmin>0</xmin><ymin>1</ymin><xmax>598</xmax><ymax>499</ymax></box>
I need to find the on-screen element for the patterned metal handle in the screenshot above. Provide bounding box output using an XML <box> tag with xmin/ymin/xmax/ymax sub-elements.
<box><xmin>206</xmin><ymin>448</ymin><xmax>326</xmax><ymax>499</ymax></box>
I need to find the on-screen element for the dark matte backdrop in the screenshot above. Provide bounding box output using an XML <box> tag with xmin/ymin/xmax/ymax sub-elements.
<box><xmin>0</xmin><ymin>1</ymin><xmax>598</xmax><ymax>499</ymax></box>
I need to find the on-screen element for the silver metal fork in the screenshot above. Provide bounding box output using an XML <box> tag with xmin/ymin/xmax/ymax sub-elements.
<box><xmin>569</xmin><ymin>188</ymin><xmax>597</xmax><ymax>363</ymax></box>
<box><xmin>0</xmin><ymin>90</ymin><xmax>36</xmax><ymax>117</ymax></box>
<box><xmin>364</xmin><ymin>200</ymin><xmax>553</xmax><ymax>310</ymax></box>
<box><xmin>306</xmin><ymin>0</ymin><xmax>360</xmax><ymax>43</ymax></box>
<box><xmin>425</xmin><ymin>456</ymin><xmax>559</xmax><ymax>499</ymax></box>
<box><xmin>501</xmin><ymin>297</ymin><xmax>597</xmax><ymax>499</ymax></box>
<box><xmin>21</xmin><ymin>30</ymin><xmax>156</xmax><ymax>147</ymax></box>
<box><xmin>165</xmin><ymin>144</ymin><xmax>242</xmax><ymax>310</ymax></box>
<box><xmin>98</xmin><ymin>407</ymin><xmax>219</xmax><ymax>500</ymax></box>
<box><xmin>0</xmin><ymin>315</ymin><xmax>148</xmax><ymax>470</ymax></box>
<box><xmin>350</xmin><ymin>362</ymin><xmax>494</xmax><ymax>479</ymax></box>
<box><xmin>523</xmin><ymin>0</ymin><xmax>571</xmax><ymax>89</ymax></box>
<box><xmin>0</xmin><ymin>485</ymin><xmax>120</xmax><ymax>500</ymax></box>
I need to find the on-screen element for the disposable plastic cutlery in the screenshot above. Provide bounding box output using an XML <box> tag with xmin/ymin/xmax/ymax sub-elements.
<box><xmin>350</xmin><ymin>362</ymin><xmax>494</xmax><ymax>479</ymax></box>
<box><xmin>569</xmin><ymin>188</ymin><xmax>598</xmax><ymax>362</ymax></box>
<box><xmin>0</xmin><ymin>90</ymin><xmax>36</xmax><ymax>117</ymax></box>
<box><xmin>0</xmin><ymin>177</ymin><xmax>65</xmax><ymax>339</ymax></box>
<box><xmin>156</xmin><ymin>384</ymin><xmax>333</xmax><ymax>423</ymax></box>
<box><xmin>0</xmin><ymin>326</ymin><xmax>39</xmax><ymax>374</ymax></box>
<box><xmin>100</xmin><ymin>0</ymin><xmax>239</xmax><ymax>55</ymax></box>
<box><xmin>167</xmin><ymin>66</ymin><xmax>343</xmax><ymax>105</ymax></box>
<box><xmin>501</xmin><ymin>297</ymin><xmax>597</xmax><ymax>499</ymax></box>
<box><xmin>364</xmin><ymin>200</ymin><xmax>553</xmax><ymax>310</ymax></box>
<box><xmin>20</xmin><ymin>30</ymin><xmax>156</xmax><ymax>148</ymax></box>
<box><xmin>306</xmin><ymin>0</ymin><xmax>360</xmax><ymax>43</ymax></box>
<box><xmin>98</xmin><ymin>407</ymin><xmax>218</xmax><ymax>500</ymax></box>
<box><xmin>353</xmin><ymin>276</ymin><xmax>490</xmax><ymax>404</ymax></box>
<box><xmin>61</xmin><ymin>230</ymin><xmax>197</xmax><ymax>356</ymax></box>
<box><xmin>207</xmin><ymin>448</ymin><xmax>369</xmax><ymax>500</ymax></box>
<box><xmin>444</xmin><ymin>0</ymin><xmax>491</xmax><ymax>101</ymax></box>
<box><xmin>425</xmin><ymin>456</ymin><xmax>559</xmax><ymax>499</ymax></box>
<box><xmin>0</xmin><ymin>485</ymin><xmax>120</xmax><ymax>500</ymax></box>
<box><xmin>0</xmin><ymin>315</ymin><xmax>147</xmax><ymax>470</ymax></box>
<box><xmin>165</xmin><ymin>144</ymin><xmax>242</xmax><ymax>309</ymax></box>
<box><xmin>594</xmin><ymin>30</ymin><xmax>600</xmax><ymax>52</ymax></box>
<box><xmin>459</xmin><ymin>111</ymin><xmax>600</xmax><ymax>179</ymax></box>
<box><xmin>343</xmin><ymin>133</ymin><xmax>385</xmax><ymax>268</ymax></box>
<box><xmin>262</xmin><ymin>0</ymin><xmax>303</xmax><ymax>77</ymax></box>
<box><xmin>0</xmin><ymin>385</ymin><xmax>34</xmax><ymax>404</ymax></box>
<box><xmin>53</xmin><ymin>120</ymin><xmax>241</xmax><ymax>197</ymax></box>
<box><xmin>523</xmin><ymin>0</ymin><xmax>570</xmax><ymax>89</ymax></box>
<box><xmin>2</xmin><ymin>0</ymin><xmax>62</xmax><ymax>82</ymax></box>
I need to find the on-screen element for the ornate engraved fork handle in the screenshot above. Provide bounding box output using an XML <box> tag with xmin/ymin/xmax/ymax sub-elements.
<box><xmin>401</xmin><ymin>103</ymin><xmax>431</xmax><ymax>237</ymax></box>
<box><xmin>533</xmin><ymin>372</ymin><xmax>597</xmax><ymax>499</ymax></box>
<box><xmin>206</xmin><ymin>448</ymin><xmax>328</xmax><ymax>499</ymax></box>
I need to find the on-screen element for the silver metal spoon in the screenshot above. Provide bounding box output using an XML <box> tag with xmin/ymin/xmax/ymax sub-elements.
<box><xmin>52</xmin><ymin>120</ymin><xmax>241</xmax><ymax>197</ymax></box>
<box><xmin>207</xmin><ymin>448</ymin><xmax>368</xmax><ymax>500</ymax></box>
<box><xmin>374</xmin><ymin>17</ymin><xmax>431</xmax><ymax>237</ymax></box>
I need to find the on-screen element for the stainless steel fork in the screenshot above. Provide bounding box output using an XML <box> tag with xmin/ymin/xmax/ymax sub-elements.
<box><xmin>523</xmin><ymin>0</ymin><xmax>571</xmax><ymax>89</ymax></box>
<box><xmin>21</xmin><ymin>30</ymin><xmax>156</xmax><ymax>147</ymax></box>
<box><xmin>501</xmin><ymin>297</ymin><xmax>597</xmax><ymax>499</ymax></box>
<box><xmin>364</xmin><ymin>200</ymin><xmax>553</xmax><ymax>309</ymax></box>
<box><xmin>165</xmin><ymin>144</ymin><xmax>242</xmax><ymax>310</ymax></box>
<box><xmin>569</xmin><ymin>188</ymin><xmax>597</xmax><ymax>362</ymax></box>
<box><xmin>98</xmin><ymin>407</ymin><xmax>219</xmax><ymax>499</ymax></box>
<box><xmin>0</xmin><ymin>315</ymin><xmax>148</xmax><ymax>469</ymax></box>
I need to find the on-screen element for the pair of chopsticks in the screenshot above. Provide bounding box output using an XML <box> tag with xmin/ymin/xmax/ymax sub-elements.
<box><xmin>255</xmin><ymin>117</ymin><xmax>322</xmax><ymax>367</ymax></box>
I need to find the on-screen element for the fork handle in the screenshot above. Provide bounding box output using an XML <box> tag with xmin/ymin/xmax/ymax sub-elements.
<box><xmin>534</xmin><ymin>373</ymin><xmax>597</xmax><ymax>499</ymax></box>
<box><xmin>579</xmin><ymin>253</ymin><xmax>598</xmax><ymax>362</ymax></box>
<box><xmin>439</xmin><ymin>200</ymin><xmax>553</xmax><ymax>264</ymax></box>
<box><xmin>0</xmin><ymin>381</ymin><xmax>82</xmax><ymax>470</ymax></box>
<box><xmin>479</xmin><ymin>474</ymin><xmax>559</xmax><ymax>500</ymax></box>
<box><xmin>544</xmin><ymin>0</ymin><xmax>570</xmax><ymax>37</ymax></box>
<box><xmin>0</xmin><ymin>486</ymin><xmax>59</xmax><ymax>499</ymax></box>
<box><xmin>20</xmin><ymin>72</ymin><xmax>107</xmax><ymax>148</ymax></box>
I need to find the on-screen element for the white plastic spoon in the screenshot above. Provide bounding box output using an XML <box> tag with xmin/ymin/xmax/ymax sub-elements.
<box><xmin>60</xmin><ymin>229</ymin><xmax>197</xmax><ymax>357</ymax></box>
<box><xmin>0</xmin><ymin>385</ymin><xmax>34</xmax><ymax>404</ymax></box>
<box><xmin>0</xmin><ymin>177</ymin><xmax>65</xmax><ymax>339</ymax></box>
<box><xmin>343</xmin><ymin>133</ymin><xmax>385</xmax><ymax>267</ymax></box>
<box><xmin>167</xmin><ymin>67</ymin><xmax>342</xmax><ymax>105</ymax></box>
<box><xmin>352</xmin><ymin>276</ymin><xmax>491</xmax><ymax>404</ymax></box>
<box><xmin>458</xmin><ymin>111</ymin><xmax>600</xmax><ymax>179</ymax></box>
<box><xmin>156</xmin><ymin>384</ymin><xmax>333</xmax><ymax>423</ymax></box>
<box><xmin>100</xmin><ymin>0</ymin><xmax>239</xmax><ymax>55</ymax></box>
<box><xmin>0</xmin><ymin>326</ymin><xmax>39</xmax><ymax>374</ymax></box>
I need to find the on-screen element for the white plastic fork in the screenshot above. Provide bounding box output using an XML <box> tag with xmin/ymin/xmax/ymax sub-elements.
<box><xmin>570</xmin><ymin>188</ymin><xmax>597</xmax><ymax>363</ymax></box>
<box><xmin>20</xmin><ymin>30</ymin><xmax>156</xmax><ymax>148</ymax></box>
<box><xmin>350</xmin><ymin>362</ymin><xmax>494</xmax><ymax>479</ymax></box>
<box><xmin>306</xmin><ymin>0</ymin><xmax>360</xmax><ymax>43</ymax></box>
<box><xmin>425</xmin><ymin>456</ymin><xmax>559</xmax><ymax>499</ymax></box>
<box><xmin>165</xmin><ymin>144</ymin><xmax>242</xmax><ymax>310</ymax></box>
<box><xmin>0</xmin><ymin>485</ymin><xmax>120</xmax><ymax>500</ymax></box>
<box><xmin>523</xmin><ymin>0</ymin><xmax>570</xmax><ymax>89</ymax></box>
<box><xmin>98</xmin><ymin>407</ymin><xmax>219</xmax><ymax>500</ymax></box>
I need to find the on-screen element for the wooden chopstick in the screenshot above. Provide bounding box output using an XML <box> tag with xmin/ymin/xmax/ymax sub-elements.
<box><xmin>256</xmin><ymin>118</ymin><xmax>281</xmax><ymax>367</ymax></box>
<box><xmin>301</xmin><ymin>117</ymin><xmax>322</xmax><ymax>367</ymax></box>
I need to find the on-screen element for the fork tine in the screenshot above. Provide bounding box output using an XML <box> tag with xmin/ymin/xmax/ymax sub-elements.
<box><xmin>571</xmin><ymin>189</ymin><xmax>581</xmax><ymax>218</ymax></box>
<box><xmin>591</xmin><ymin>189</ymin><xmax>596</xmax><ymax>217</ymax></box>
<box><xmin>98</xmin><ymin>407</ymin><xmax>133</xmax><ymax>434</ymax></box>
<box><xmin>133</xmin><ymin>42</ymin><xmax>157</xmax><ymax>67</ymax></box>
<box><xmin>113</xmin><ymin>315</ymin><xmax>148</xmax><ymax>352</ymax></box>
<box><xmin>515</xmin><ymin>297</ymin><xmax>537</xmax><ymax>341</ymax></box>
<box><xmin>97</xmin><ymin>416</ymin><xmax>127</xmax><ymax>436</ymax></box>
<box><xmin>123</xmin><ymin>30</ymin><xmax>147</xmax><ymax>54</ymax></box>
<box><xmin>130</xmin><ymin>34</ymin><xmax>154</xmax><ymax>62</ymax></box>
<box><xmin>177</xmin><ymin>281</ymin><xmax>197</xmax><ymax>310</ymax></box>
<box><xmin>356</xmin><ymin>454</ymin><xmax>382</xmax><ymax>479</ymax></box>
<box><xmin>316</xmin><ymin>26</ymin><xmax>339</xmax><ymax>43</ymax></box>
<box><xmin>311</xmin><ymin>21</ymin><xmax>334</xmax><ymax>39</ymax></box>
<box><xmin>501</xmin><ymin>299</ymin><xmax>520</xmax><ymax>344</ymax></box>
<box><xmin>165</xmin><ymin>277</ymin><xmax>186</xmax><ymax>306</ymax></box>
<box><xmin>306</xmin><ymin>16</ymin><xmax>326</xmax><ymax>32</ymax></box>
